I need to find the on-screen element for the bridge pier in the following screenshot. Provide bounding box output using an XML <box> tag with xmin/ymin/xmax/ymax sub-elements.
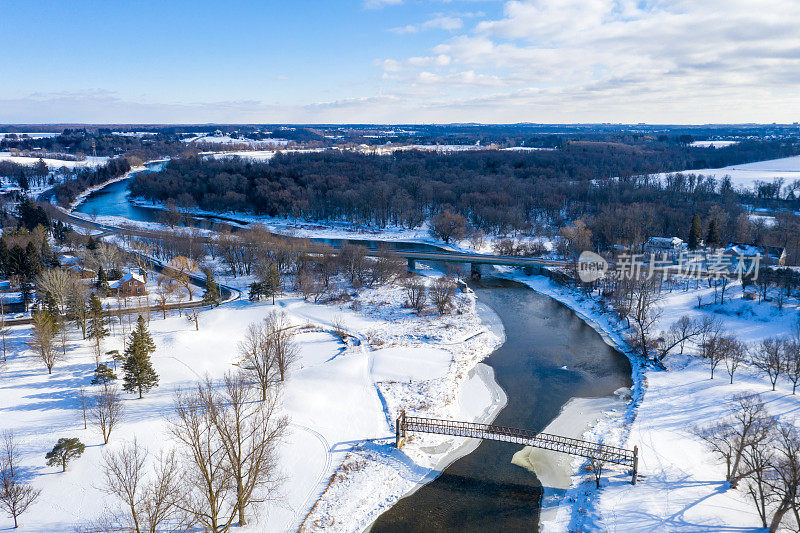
<box><xmin>470</xmin><ymin>263</ymin><xmax>481</xmax><ymax>280</ymax></box>
<box><xmin>407</xmin><ymin>258</ymin><xmax>416</xmax><ymax>271</ymax></box>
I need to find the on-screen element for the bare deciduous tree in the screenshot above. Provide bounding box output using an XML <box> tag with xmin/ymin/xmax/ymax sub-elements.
<box><xmin>764</xmin><ymin>423</ymin><xmax>800</xmax><ymax>532</ymax></box>
<box><xmin>695</xmin><ymin>393</ymin><xmax>773</xmax><ymax>487</ymax></box>
<box><xmin>100</xmin><ymin>439</ymin><xmax>190</xmax><ymax>533</ymax></box>
<box><xmin>28</xmin><ymin>311</ymin><xmax>60</xmax><ymax>374</ymax></box>
<box><xmin>0</xmin><ymin>431</ymin><xmax>40</xmax><ymax>529</ymax></box>
<box><xmin>754</xmin><ymin>338</ymin><xmax>784</xmax><ymax>391</ymax></box>
<box><xmin>783</xmin><ymin>340</ymin><xmax>800</xmax><ymax>394</ymax></box>
<box><xmin>169</xmin><ymin>374</ymin><xmax>287</xmax><ymax>530</ymax></box>
<box><xmin>430</xmin><ymin>277</ymin><xmax>456</xmax><ymax>315</ymax></box>
<box><xmin>93</xmin><ymin>385</ymin><xmax>125</xmax><ymax>445</ymax></box>
<box><xmin>210</xmin><ymin>373</ymin><xmax>287</xmax><ymax>526</ymax></box>
<box><xmin>403</xmin><ymin>278</ymin><xmax>426</xmax><ymax>314</ymax></box>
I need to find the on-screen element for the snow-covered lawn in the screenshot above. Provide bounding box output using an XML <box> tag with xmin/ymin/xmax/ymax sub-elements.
<box><xmin>0</xmin><ymin>278</ymin><xmax>502</xmax><ymax>531</ymax></box>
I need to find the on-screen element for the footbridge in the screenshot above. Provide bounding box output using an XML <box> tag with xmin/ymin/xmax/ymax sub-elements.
<box><xmin>395</xmin><ymin>412</ymin><xmax>638</xmax><ymax>484</ymax></box>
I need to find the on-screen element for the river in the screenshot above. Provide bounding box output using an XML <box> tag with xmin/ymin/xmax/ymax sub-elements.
<box><xmin>74</xmin><ymin>172</ymin><xmax>633</xmax><ymax>531</ymax></box>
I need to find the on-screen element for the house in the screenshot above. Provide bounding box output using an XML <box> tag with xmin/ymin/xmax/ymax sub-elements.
<box><xmin>643</xmin><ymin>237</ymin><xmax>687</xmax><ymax>260</ymax></box>
<box><xmin>724</xmin><ymin>243</ymin><xmax>787</xmax><ymax>267</ymax></box>
<box><xmin>109</xmin><ymin>272</ymin><xmax>147</xmax><ymax>297</ymax></box>
<box><xmin>65</xmin><ymin>264</ymin><xmax>95</xmax><ymax>279</ymax></box>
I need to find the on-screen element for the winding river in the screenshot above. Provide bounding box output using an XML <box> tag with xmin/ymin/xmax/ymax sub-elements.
<box><xmin>74</xmin><ymin>169</ymin><xmax>633</xmax><ymax>531</ymax></box>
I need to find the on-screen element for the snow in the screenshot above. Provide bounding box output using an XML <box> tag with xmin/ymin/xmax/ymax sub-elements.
<box><xmin>0</xmin><ymin>151</ymin><xmax>110</xmax><ymax>169</ymax></box>
<box><xmin>0</xmin><ymin>272</ymin><xmax>503</xmax><ymax>531</ymax></box>
<box><xmin>689</xmin><ymin>140</ymin><xmax>739</xmax><ymax>148</ymax></box>
<box><xmin>183</xmin><ymin>135</ymin><xmax>289</xmax><ymax>147</ymax></box>
<box><xmin>653</xmin><ymin>154</ymin><xmax>800</xmax><ymax>190</ymax></box>
<box><xmin>495</xmin><ymin>268</ymin><xmax>800</xmax><ymax>532</ymax></box>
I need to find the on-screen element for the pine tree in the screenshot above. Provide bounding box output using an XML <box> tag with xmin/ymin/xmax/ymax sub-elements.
<box><xmin>688</xmin><ymin>214</ymin><xmax>702</xmax><ymax>250</ymax></box>
<box><xmin>122</xmin><ymin>315</ymin><xmax>158</xmax><ymax>399</ymax></box>
<box><xmin>45</xmin><ymin>438</ymin><xmax>85</xmax><ymax>472</ymax></box>
<box><xmin>202</xmin><ymin>270</ymin><xmax>221</xmax><ymax>307</ymax></box>
<box><xmin>96</xmin><ymin>266</ymin><xmax>109</xmax><ymax>294</ymax></box>
<box><xmin>91</xmin><ymin>363</ymin><xmax>117</xmax><ymax>387</ymax></box>
<box><xmin>87</xmin><ymin>293</ymin><xmax>108</xmax><ymax>363</ymax></box>
<box><xmin>706</xmin><ymin>219</ymin><xmax>721</xmax><ymax>247</ymax></box>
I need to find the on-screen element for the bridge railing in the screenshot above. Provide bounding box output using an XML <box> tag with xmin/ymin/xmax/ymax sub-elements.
<box><xmin>396</xmin><ymin>412</ymin><xmax>638</xmax><ymax>484</ymax></box>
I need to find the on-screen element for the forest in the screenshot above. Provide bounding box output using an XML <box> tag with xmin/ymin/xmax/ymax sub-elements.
<box><xmin>130</xmin><ymin>140</ymin><xmax>800</xmax><ymax>254</ymax></box>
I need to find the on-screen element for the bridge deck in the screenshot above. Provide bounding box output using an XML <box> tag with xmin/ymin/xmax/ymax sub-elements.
<box><xmin>396</xmin><ymin>413</ymin><xmax>638</xmax><ymax>483</ymax></box>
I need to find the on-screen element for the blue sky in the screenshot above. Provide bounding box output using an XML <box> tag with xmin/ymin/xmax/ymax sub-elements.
<box><xmin>1</xmin><ymin>0</ymin><xmax>798</xmax><ymax>123</ymax></box>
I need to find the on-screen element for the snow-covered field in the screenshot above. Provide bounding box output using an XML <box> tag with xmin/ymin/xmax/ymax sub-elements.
<box><xmin>0</xmin><ymin>151</ymin><xmax>110</xmax><ymax>169</ymax></box>
<box><xmin>0</xmin><ymin>274</ymin><xmax>503</xmax><ymax>531</ymax></box>
<box><xmin>689</xmin><ymin>140</ymin><xmax>739</xmax><ymax>148</ymax></box>
<box><xmin>183</xmin><ymin>134</ymin><xmax>289</xmax><ymax>147</ymax></box>
<box><xmin>654</xmin><ymin>154</ymin><xmax>800</xmax><ymax>191</ymax></box>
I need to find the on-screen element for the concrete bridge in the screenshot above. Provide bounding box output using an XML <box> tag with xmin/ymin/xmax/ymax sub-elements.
<box><xmin>379</xmin><ymin>250</ymin><xmax>569</xmax><ymax>279</ymax></box>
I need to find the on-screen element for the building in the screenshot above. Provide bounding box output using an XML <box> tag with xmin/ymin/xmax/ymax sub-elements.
<box><xmin>109</xmin><ymin>272</ymin><xmax>147</xmax><ymax>297</ymax></box>
<box><xmin>643</xmin><ymin>237</ymin><xmax>687</xmax><ymax>260</ymax></box>
<box><xmin>724</xmin><ymin>243</ymin><xmax>787</xmax><ymax>267</ymax></box>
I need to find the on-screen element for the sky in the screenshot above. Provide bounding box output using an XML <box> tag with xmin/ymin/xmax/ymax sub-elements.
<box><xmin>1</xmin><ymin>0</ymin><xmax>799</xmax><ymax>124</ymax></box>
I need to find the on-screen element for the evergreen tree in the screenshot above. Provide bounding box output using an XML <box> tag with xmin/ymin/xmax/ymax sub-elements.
<box><xmin>688</xmin><ymin>214</ymin><xmax>702</xmax><ymax>250</ymax></box>
<box><xmin>91</xmin><ymin>363</ymin><xmax>117</xmax><ymax>387</ymax></box>
<box><xmin>122</xmin><ymin>315</ymin><xmax>158</xmax><ymax>399</ymax></box>
<box><xmin>45</xmin><ymin>438</ymin><xmax>85</xmax><ymax>472</ymax></box>
<box><xmin>87</xmin><ymin>293</ymin><xmax>108</xmax><ymax>362</ymax></box>
<box><xmin>202</xmin><ymin>270</ymin><xmax>221</xmax><ymax>307</ymax></box>
<box><xmin>262</xmin><ymin>263</ymin><xmax>282</xmax><ymax>305</ymax></box>
<box><xmin>96</xmin><ymin>265</ymin><xmax>109</xmax><ymax>293</ymax></box>
<box><xmin>706</xmin><ymin>219</ymin><xmax>721</xmax><ymax>247</ymax></box>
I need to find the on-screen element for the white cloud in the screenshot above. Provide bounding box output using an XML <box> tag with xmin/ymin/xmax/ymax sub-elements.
<box><xmin>374</xmin><ymin>0</ymin><xmax>800</xmax><ymax>122</ymax></box>
<box><xmin>390</xmin><ymin>15</ymin><xmax>464</xmax><ymax>34</ymax></box>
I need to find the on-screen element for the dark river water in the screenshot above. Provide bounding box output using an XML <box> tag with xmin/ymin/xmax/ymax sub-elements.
<box><xmin>74</xmin><ymin>172</ymin><xmax>633</xmax><ymax>532</ymax></box>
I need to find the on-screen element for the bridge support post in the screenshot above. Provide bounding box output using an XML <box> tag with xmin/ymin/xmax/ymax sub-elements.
<box><xmin>631</xmin><ymin>445</ymin><xmax>638</xmax><ymax>485</ymax></box>
<box><xmin>407</xmin><ymin>258</ymin><xmax>416</xmax><ymax>271</ymax></box>
<box><xmin>470</xmin><ymin>263</ymin><xmax>481</xmax><ymax>280</ymax></box>
<box><xmin>396</xmin><ymin>410</ymin><xmax>406</xmax><ymax>449</ymax></box>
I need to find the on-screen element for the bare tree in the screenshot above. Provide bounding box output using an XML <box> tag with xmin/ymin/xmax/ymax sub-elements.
<box><xmin>93</xmin><ymin>385</ymin><xmax>125</xmax><ymax>444</ymax></box>
<box><xmin>754</xmin><ymin>338</ymin><xmax>784</xmax><ymax>391</ymax></box>
<box><xmin>589</xmin><ymin>457</ymin><xmax>604</xmax><ymax>489</ymax></box>
<box><xmin>724</xmin><ymin>337</ymin><xmax>746</xmax><ymax>384</ymax></box>
<box><xmin>0</xmin><ymin>433</ymin><xmax>40</xmax><ymax>530</ymax></box>
<box><xmin>628</xmin><ymin>276</ymin><xmax>662</xmax><ymax>360</ymax></box>
<box><xmin>266</xmin><ymin>312</ymin><xmax>298</xmax><ymax>382</ymax></box>
<box><xmin>28</xmin><ymin>310</ymin><xmax>60</xmax><ymax>374</ymax></box>
<box><xmin>167</xmin><ymin>256</ymin><xmax>197</xmax><ymax>301</ymax></box>
<box><xmin>209</xmin><ymin>373</ymin><xmax>287</xmax><ymax>526</ymax></box>
<box><xmin>153</xmin><ymin>275</ymin><xmax>177</xmax><ymax>320</ymax></box>
<box><xmin>783</xmin><ymin>340</ymin><xmax>800</xmax><ymax>394</ymax></box>
<box><xmin>430</xmin><ymin>277</ymin><xmax>456</xmax><ymax>315</ymax></box>
<box><xmin>765</xmin><ymin>423</ymin><xmax>800</xmax><ymax>532</ymax></box>
<box><xmin>169</xmin><ymin>384</ymin><xmax>233</xmax><ymax>531</ymax></box>
<box><xmin>36</xmin><ymin>268</ymin><xmax>74</xmax><ymax>314</ymax></box>
<box><xmin>100</xmin><ymin>439</ymin><xmax>190</xmax><ymax>533</ymax></box>
<box><xmin>741</xmin><ymin>431</ymin><xmax>775</xmax><ymax>529</ymax></box>
<box><xmin>403</xmin><ymin>278</ymin><xmax>426</xmax><ymax>314</ymax></box>
<box><xmin>703</xmin><ymin>334</ymin><xmax>738</xmax><ymax>380</ymax></box>
<box><xmin>78</xmin><ymin>386</ymin><xmax>88</xmax><ymax>429</ymax></box>
<box><xmin>695</xmin><ymin>393</ymin><xmax>773</xmax><ymax>487</ymax></box>
<box><xmin>656</xmin><ymin>315</ymin><xmax>705</xmax><ymax>361</ymax></box>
